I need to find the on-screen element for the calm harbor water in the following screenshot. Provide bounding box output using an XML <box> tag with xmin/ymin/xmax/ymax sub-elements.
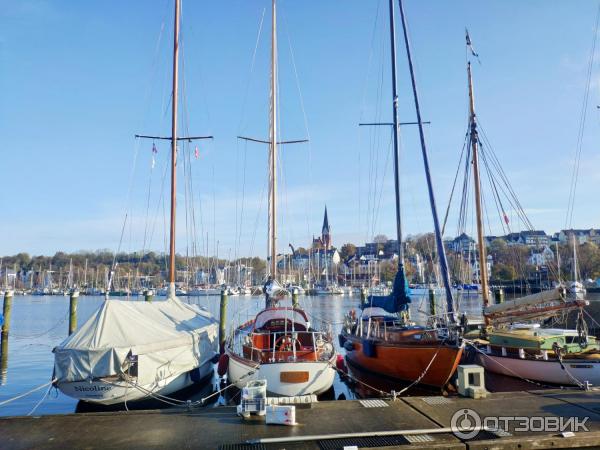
<box><xmin>1</xmin><ymin>292</ymin><xmax>598</xmax><ymax>417</ymax></box>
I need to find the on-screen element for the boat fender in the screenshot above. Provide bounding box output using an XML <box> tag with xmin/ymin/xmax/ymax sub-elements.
<box><xmin>217</xmin><ymin>353</ymin><xmax>229</xmax><ymax>377</ymax></box>
<box><xmin>362</xmin><ymin>339</ymin><xmax>377</xmax><ymax>358</ymax></box>
<box><xmin>336</xmin><ymin>354</ymin><xmax>347</xmax><ymax>374</ymax></box>
<box><xmin>343</xmin><ymin>340</ymin><xmax>354</xmax><ymax>352</ymax></box>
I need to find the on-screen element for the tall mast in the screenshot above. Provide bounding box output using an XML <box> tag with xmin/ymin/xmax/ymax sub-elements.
<box><xmin>396</xmin><ymin>0</ymin><xmax>455</xmax><ymax>321</ymax></box>
<box><xmin>269</xmin><ymin>0</ymin><xmax>278</xmax><ymax>280</ymax></box>
<box><xmin>168</xmin><ymin>0</ymin><xmax>181</xmax><ymax>295</ymax></box>
<box><xmin>388</xmin><ymin>0</ymin><xmax>404</xmax><ymax>265</ymax></box>
<box><xmin>467</xmin><ymin>61</ymin><xmax>491</xmax><ymax>315</ymax></box>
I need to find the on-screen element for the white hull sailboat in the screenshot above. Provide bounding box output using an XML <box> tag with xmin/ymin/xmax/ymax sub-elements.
<box><xmin>228</xmin><ymin>354</ymin><xmax>335</xmax><ymax>397</ymax></box>
<box><xmin>227</xmin><ymin>308</ymin><xmax>336</xmax><ymax>396</ymax></box>
<box><xmin>225</xmin><ymin>0</ymin><xmax>336</xmax><ymax>397</ymax></box>
<box><xmin>53</xmin><ymin>0</ymin><xmax>218</xmax><ymax>405</ymax></box>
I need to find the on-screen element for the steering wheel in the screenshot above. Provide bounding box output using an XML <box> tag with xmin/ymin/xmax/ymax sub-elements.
<box><xmin>275</xmin><ymin>335</ymin><xmax>301</xmax><ymax>352</ymax></box>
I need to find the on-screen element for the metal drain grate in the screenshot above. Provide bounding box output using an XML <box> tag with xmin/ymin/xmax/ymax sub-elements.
<box><xmin>359</xmin><ymin>399</ymin><xmax>389</xmax><ymax>408</ymax></box>
<box><xmin>422</xmin><ymin>396</ymin><xmax>452</xmax><ymax>405</ymax></box>
<box><xmin>404</xmin><ymin>434</ymin><xmax>434</xmax><ymax>443</ymax></box>
<box><xmin>318</xmin><ymin>435</ymin><xmax>410</xmax><ymax>449</ymax></box>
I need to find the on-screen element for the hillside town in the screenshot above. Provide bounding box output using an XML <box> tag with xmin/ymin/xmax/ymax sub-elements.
<box><xmin>2</xmin><ymin>206</ymin><xmax>600</xmax><ymax>294</ymax></box>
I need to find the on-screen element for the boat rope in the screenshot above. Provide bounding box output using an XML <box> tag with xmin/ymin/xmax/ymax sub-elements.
<box><xmin>10</xmin><ymin>312</ymin><xmax>69</xmax><ymax>340</ymax></box>
<box><xmin>116</xmin><ymin>361</ymin><xmax>262</xmax><ymax>410</ymax></box>
<box><xmin>566</xmin><ymin>2</ymin><xmax>600</xmax><ymax>229</ymax></box>
<box><xmin>329</xmin><ymin>360</ymin><xmax>391</xmax><ymax>397</ymax></box>
<box><xmin>552</xmin><ymin>343</ymin><xmax>586</xmax><ymax>389</ymax></box>
<box><xmin>334</xmin><ymin>337</ymin><xmax>450</xmax><ymax>398</ymax></box>
<box><xmin>0</xmin><ymin>378</ymin><xmax>57</xmax><ymax>408</ymax></box>
<box><xmin>27</xmin><ymin>382</ymin><xmax>55</xmax><ymax>416</ymax></box>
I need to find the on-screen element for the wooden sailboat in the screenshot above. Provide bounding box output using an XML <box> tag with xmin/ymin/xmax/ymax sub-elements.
<box><xmin>456</xmin><ymin>31</ymin><xmax>600</xmax><ymax>386</ymax></box>
<box><xmin>53</xmin><ymin>0</ymin><xmax>219</xmax><ymax>405</ymax></box>
<box><xmin>340</xmin><ymin>0</ymin><xmax>464</xmax><ymax>390</ymax></box>
<box><xmin>225</xmin><ymin>0</ymin><xmax>337</xmax><ymax>397</ymax></box>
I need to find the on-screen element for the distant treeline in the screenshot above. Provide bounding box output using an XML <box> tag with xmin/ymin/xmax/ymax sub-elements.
<box><xmin>0</xmin><ymin>251</ymin><xmax>267</xmax><ymax>286</ymax></box>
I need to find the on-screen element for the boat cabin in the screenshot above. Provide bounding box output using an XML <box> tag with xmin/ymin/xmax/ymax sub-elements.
<box><xmin>241</xmin><ymin>308</ymin><xmax>331</xmax><ymax>363</ymax></box>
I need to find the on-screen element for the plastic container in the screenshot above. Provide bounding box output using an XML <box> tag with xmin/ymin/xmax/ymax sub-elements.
<box><xmin>242</xmin><ymin>379</ymin><xmax>267</xmax><ymax>401</ymax></box>
<box><xmin>265</xmin><ymin>405</ymin><xmax>296</xmax><ymax>426</ymax></box>
<box><xmin>237</xmin><ymin>379</ymin><xmax>267</xmax><ymax>417</ymax></box>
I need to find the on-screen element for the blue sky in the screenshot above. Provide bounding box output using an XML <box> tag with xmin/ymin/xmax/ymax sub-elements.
<box><xmin>1</xmin><ymin>0</ymin><xmax>599</xmax><ymax>258</ymax></box>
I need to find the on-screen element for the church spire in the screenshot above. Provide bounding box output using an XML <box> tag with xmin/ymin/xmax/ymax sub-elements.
<box><xmin>321</xmin><ymin>205</ymin><xmax>331</xmax><ymax>249</ymax></box>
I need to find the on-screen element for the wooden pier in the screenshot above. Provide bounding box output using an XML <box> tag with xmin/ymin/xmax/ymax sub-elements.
<box><xmin>2</xmin><ymin>388</ymin><xmax>600</xmax><ymax>449</ymax></box>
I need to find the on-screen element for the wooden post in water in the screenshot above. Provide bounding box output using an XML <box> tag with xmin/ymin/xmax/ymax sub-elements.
<box><xmin>0</xmin><ymin>290</ymin><xmax>11</xmax><ymax>385</ymax></box>
<box><xmin>292</xmin><ymin>288</ymin><xmax>299</xmax><ymax>308</ymax></box>
<box><xmin>219</xmin><ymin>289</ymin><xmax>228</xmax><ymax>354</ymax></box>
<box><xmin>428</xmin><ymin>288</ymin><xmax>436</xmax><ymax>316</ymax></box>
<box><xmin>2</xmin><ymin>290</ymin><xmax>13</xmax><ymax>335</ymax></box>
<box><xmin>494</xmin><ymin>288</ymin><xmax>504</xmax><ymax>304</ymax></box>
<box><xmin>144</xmin><ymin>289</ymin><xmax>154</xmax><ymax>302</ymax></box>
<box><xmin>69</xmin><ymin>289</ymin><xmax>79</xmax><ymax>335</ymax></box>
<box><xmin>0</xmin><ymin>330</ymin><xmax>7</xmax><ymax>385</ymax></box>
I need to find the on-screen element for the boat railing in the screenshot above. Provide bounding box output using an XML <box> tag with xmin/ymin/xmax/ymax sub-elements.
<box><xmin>232</xmin><ymin>329</ymin><xmax>333</xmax><ymax>363</ymax></box>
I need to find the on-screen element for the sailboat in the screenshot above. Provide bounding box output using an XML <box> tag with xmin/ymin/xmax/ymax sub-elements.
<box><xmin>453</xmin><ymin>31</ymin><xmax>600</xmax><ymax>386</ymax></box>
<box><xmin>340</xmin><ymin>0</ymin><xmax>464</xmax><ymax>389</ymax></box>
<box><xmin>52</xmin><ymin>0</ymin><xmax>219</xmax><ymax>405</ymax></box>
<box><xmin>225</xmin><ymin>0</ymin><xmax>337</xmax><ymax>397</ymax></box>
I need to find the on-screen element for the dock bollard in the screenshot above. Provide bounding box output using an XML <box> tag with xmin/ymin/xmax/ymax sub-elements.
<box><xmin>428</xmin><ymin>288</ymin><xmax>436</xmax><ymax>316</ymax></box>
<box><xmin>219</xmin><ymin>289</ymin><xmax>228</xmax><ymax>354</ymax></box>
<box><xmin>144</xmin><ymin>289</ymin><xmax>154</xmax><ymax>302</ymax></box>
<box><xmin>292</xmin><ymin>288</ymin><xmax>299</xmax><ymax>308</ymax></box>
<box><xmin>2</xmin><ymin>290</ymin><xmax>13</xmax><ymax>335</ymax></box>
<box><xmin>69</xmin><ymin>289</ymin><xmax>79</xmax><ymax>335</ymax></box>
<box><xmin>494</xmin><ymin>288</ymin><xmax>505</xmax><ymax>304</ymax></box>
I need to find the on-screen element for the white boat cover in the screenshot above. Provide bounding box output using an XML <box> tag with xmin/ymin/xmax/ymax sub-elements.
<box><xmin>53</xmin><ymin>297</ymin><xmax>218</xmax><ymax>386</ymax></box>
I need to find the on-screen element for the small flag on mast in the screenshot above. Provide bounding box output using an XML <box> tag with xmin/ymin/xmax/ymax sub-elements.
<box><xmin>151</xmin><ymin>142</ymin><xmax>157</xmax><ymax>169</ymax></box>
<box><xmin>194</xmin><ymin>146</ymin><xmax>199</xmax><ymax>159</ymax></box>
<box><xmin>503</xmin><ymin>213</ymin><xmax>510</xmax><ymax>225</ymax></box>
<box><xmin>465</xmin><ymin>28</ymin><xmax>481</xmax><ymax>64</ymax></box>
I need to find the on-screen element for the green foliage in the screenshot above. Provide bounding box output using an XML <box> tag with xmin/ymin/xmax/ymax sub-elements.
<box><xmin>492</xmin><ymin>263</ymin><xmax>517</xmax><ymax>281</ymax></box>
<box><xmin>340</xmin><ymin>243</ymin><xmax>357</xmax><ymax>260</ymax></box>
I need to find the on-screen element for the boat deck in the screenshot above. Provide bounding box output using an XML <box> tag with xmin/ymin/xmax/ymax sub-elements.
<box><xmin>2</xmin><ymin>389</ymin><xmax>600</xmax><ymax>449</ymax></box>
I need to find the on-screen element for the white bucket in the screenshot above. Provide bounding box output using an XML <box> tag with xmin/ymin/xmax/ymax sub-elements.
<box><xmin>265</xmin><ymin>405</ymin><xmax>296</xmax><ymax>426</ymax></box>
